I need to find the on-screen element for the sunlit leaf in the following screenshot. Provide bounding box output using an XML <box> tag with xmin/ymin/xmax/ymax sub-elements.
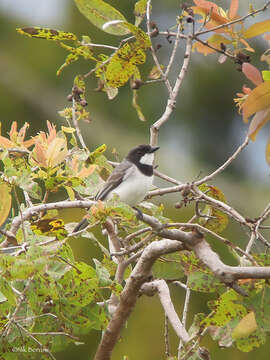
<box><xmin>243</xmin><ymin>20</ymin><xmax>270</xmax><ymax>39</ymax></box>
<box><xmin>262</xmin><ymin>70</ymin><xmax>270</xmax><ymax>81</ymax></box>
<box><xmin>242</xmin><ymin>81</ymin><xmax>270</xmax><ymax>122</ymax></box>
<box><xmin>192</xmin><ymin>6</ymin><xmax>229</xmax><ymax>33</ymax></box>
<box><xmin>193</xmin><ymin>0</ymin><xmax>219</xmax><ymax>12</ymax></box>
<box><xmin>203</xmin><ymin>290</ymin><xmax>247</xmax><ymax>327</ymax></box>
<box><xmin>248</xmin><ymin>109</ymin><xmax>270</xmax><ymax>141</ymax></box>
<box><xmin>61</xmin><ymin>126</ymin><xmax>76</xmax><ymax>133</ymax></box>
<box><xmin>17</xmin><ymin>27</ymin><xmax>77</xmax><ymax>41</ymax></box>
<box><xmin>134</xmin><ymin>0</ymin><xmax>148</xmax><ymax>26</ymax></box>
<box><xmin>232</xmin><ymin>312</ymin><xmax>257</xmax><ymax>339</ymax></box>
<box><xmin>106</xmin><ymin>43</ymin><xmax>146</xmax><ymax>88</ymax></box>
<box><xmin>0</xmin><ymin>184</ymin><xmax>11</xmax><ymax>227</ymax></box>
<box><xmin>242</xmin><ymin>62</ymin><xmax>263</xmax><ymax>86</ymax></box>
<box><xmin>74</xmin><ymin>0</ymin><xmax>129</xmax><ymax>35</ymax></box>
<box><xmin>148</xmin><ymin>64</ymin><xmax>164</xmax><ymax>80</ymax></box>
<box><xmin>265</xmin><ymin>139</ymin><xmax>270</xmax><ymax>165</ymax></box>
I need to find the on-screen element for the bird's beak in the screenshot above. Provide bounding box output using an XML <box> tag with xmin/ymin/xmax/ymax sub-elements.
<box><xmin>150</xmin><ymin>146</ymin><xmax>160</xmax><ymax>153</ymax></box>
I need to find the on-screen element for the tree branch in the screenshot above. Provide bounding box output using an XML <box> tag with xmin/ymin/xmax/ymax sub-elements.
<box><xmin>141</xmin><ymin>280</ymin><xmax>190</xmax><ymax>343</ymax></box>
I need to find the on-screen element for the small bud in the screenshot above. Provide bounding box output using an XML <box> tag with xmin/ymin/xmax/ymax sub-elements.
<box><xmin>76</xmin><ymin>87</ymin><xmax>84</xmax><ymax>95</ymax></box>
<box><xmin>131</xmin><ymin>79</ymin><xmax>144</xmax><ymax>90</ymax></box>
<box><xmin>175</xmin><ymin>202</ymin><xmax>182</xmax><ymax>209</ymax></box>
<box><xmin>150</xmin><ymin>28</ymin><xmax>159</xmax><ymax>38</ymax></box>
<box><xmin>156</xmin><ymin>44</ymin><xmax>162</xmax><ymax>50</ymax></box>
<box><xmin>150</xmin><ymin>21</ymin><xmax>157</xmax><ymax>29</ymax></box>
<box><xmin>80</xmin><ymin>99</ymin><xmax>88</xmax><ymax>107</ymax></box>
<box><xmin>67</xmin><ymin>94</ymin><xmax>73</xmax><ymax>102</ymax></box>
<box><xmin>220</xmin><ymin>42</ymin><xmax>226</xmax><ymax>51</ymax></box>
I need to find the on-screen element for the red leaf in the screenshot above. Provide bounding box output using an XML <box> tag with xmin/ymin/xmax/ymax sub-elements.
<box><xmin>229</xmin><ymin>0</ymin><xmax>239</xmax><ymax>19</ymax></box>
<box><xmin>242</xmin><ymin>63</ymin><xmax>263</xmax><ymax>86</ymax></box>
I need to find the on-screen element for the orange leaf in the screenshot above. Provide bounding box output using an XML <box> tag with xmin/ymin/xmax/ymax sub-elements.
<box><xmin>266</xmin><ymin>138</ymin><xmax>270</xmax><ymax>165</ymax></box>
<box><xmin>192</xmin><ymin>41</ymin><xmax>216</xmax><ymax>55</ymax></box>
<box><xmin>243</xmin><ymin>19</ymin><xmax>270</xmax><ymax>39</ymax></box>
<box><xmin>242</xmin><ymin>81</ymin><xmax>270</xmax><ymax>121</ymax></box>
<box><xmin>192</xmin><ymin>7</ymin><xmax>229</xmax><ymax>33</ymax></box>
<box><xmin>193</xmin><ymin>0</ymin><xmax>219</xmax><ymax>12</ymax></box>
<box><xmin>242</xmin><ymin>62</ymin><xmax>263</xmax><ymax>86</ymax></box>
<box><xmin>248</xmin><ymin>108</ymin><xmax>270</xmax><ymax>141</ymax></box>
<box><xmin>239</xmin><ymin>38</ymin><xmax>255</xmax><ymax>52</ymax></box>
<box><xmin>229</xmin><ymin>0</ymin><xmax>238</xmax><ymax>19</ymax></box>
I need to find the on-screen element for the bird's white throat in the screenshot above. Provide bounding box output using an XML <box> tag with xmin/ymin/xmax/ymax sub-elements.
<box><xmin>139</xmin><ymin>152</ymin><xmax>154</xmax><ymax>165</ymax></box>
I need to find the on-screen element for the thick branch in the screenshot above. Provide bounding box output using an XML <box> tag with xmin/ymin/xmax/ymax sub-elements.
<box><xmin>94</xmin><ymin>239</ymin><xmax>184</xmax><ymax>360</ymax></box>
<box><xmin>9</xmin><ymin>200</ymin><xmax>95</xmax><ymax>237</ymax></box>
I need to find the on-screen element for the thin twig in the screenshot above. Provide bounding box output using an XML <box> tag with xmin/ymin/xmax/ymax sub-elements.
<box><xmin>150</xmin><ymin>22</ymin><xmax>193</xmax><ymax>146</ymax></box>
<box><xmin>178</xmin><ymin>286</ymin><xmax>191</xmax><ymax>360</ymax></box>
<box><xmin>72</xmin><ymin>98</ymin><xmax>87</xmax><ymax>149</ymax></box>
<box><xmin>195</xmin><ymin>1</ymin><xmax>270</xmax><ymax>36</ymax></box>
<box><xmin>195</xmin><ymin>135</ymin><xmax>249</xmax><ymax>186</ymax></box>
<box><xmin>146</xmin><ymin>0</ymin><xmax>172</xmax><ymax>96</ymax></box>
<box><xmin>165</xmin><ymin>24</ymin><xmax>182</xmax><ymax>77</ymax></box>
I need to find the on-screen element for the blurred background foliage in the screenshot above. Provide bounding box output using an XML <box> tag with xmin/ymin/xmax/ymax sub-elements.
<box><xmin>1</xmin><ymin>0</ymin><xmax>270</xmax><ymax>359</ymax></box>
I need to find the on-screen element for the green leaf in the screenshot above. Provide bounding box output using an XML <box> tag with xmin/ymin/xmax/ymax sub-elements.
<box><xmin>262</xmin><ymin>70</ymin><xmax>270</xmax><ymax>81</ymax></box>
<box><xmin>134</xmin><ymin>0</ymin><xmax>148</xmax><ymax>26</ymax></box>
<box><xmin>152</xmin><ymin>253</ymin><xmax>184</xmax><ymax>280</ymax></box>
<box><xmin>0</xmin><ymin>278</ymin><xmax>16</xmax><ymax>306</ymax></box>
<box><xmin>235</xmin><ymin>328</ymin><xmax>265</xmax><ymax>352</ymax></box>
<box><xmin>74</xmin><ymin>0</ymin><xmax>129</xmax><ymax>35</ymax></box>
<box><xmin>93</xmin><ymin>258</ymin><xmax>112</xmax><ymax>286</ymax></box>
<box><xmin>17</xmin><ymin>27</ymin><xmax>77</xmax><ymax>41</ymax></box>
<box><xmin>57</xmin><ymin>43</ymin><xmax>96</xmax><ymax>76</ymax></box>
<box><xmin>106</xmin><ymin>43</ymin><xmax>146</xmax><ymax>88</ymax></box>
<box><xmin>187</xmin><ymin>270</ymin><xmax>223</xmax><ymax>293</ymax></box>
<box><xmin>203</xmin><ymin>290</ymin><xmax>246</xmax><ymax>328</ymax></box>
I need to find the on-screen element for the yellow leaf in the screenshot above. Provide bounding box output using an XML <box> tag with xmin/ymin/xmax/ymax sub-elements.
<box><xmin>248</xmin><ymin>109</ymin><xmax>270</xmax><ymax>141</ymax></box>
<box><xmin>61</xmin><ymin>126</ymin><xmax>76</xmax><ymax>134</ymax></box>
<box><xmin>132</xmin><ymin>90</ymin><xmax>145</xmax><ymax>121</ymax></box>
<box><xmin>17</xmin><ymin>27</ymin><xmax>77</xmax><ymax>41</ymax></box>
<box><xmin>0</xmin><ymin>184</ymin><xmax>11</xmax><ymax>227</ymax></box>
<box><xmin>232</xmin><ymin>312</ymin><xmax>257</xmax><ymax>339</ymax></box>
<box><xmin>243</xmin><ymin>82</ymin><xmax>270</xmax><ymax>122</ymax></box>
<box><xmin>266</xmin><ymin>139</ymin><xmax>270</xmax><ymax>165</ymax></box>
<box><xmin>243</xmin><ymin>20</ymin><xmax>270</xmax><ymax>39</ymax></box>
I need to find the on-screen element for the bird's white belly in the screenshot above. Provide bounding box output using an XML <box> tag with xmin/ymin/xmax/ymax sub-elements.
<box><xmin>106</xmin><ymin>167</ymin><xmax>153</xmax><ymax>206</ymax></box>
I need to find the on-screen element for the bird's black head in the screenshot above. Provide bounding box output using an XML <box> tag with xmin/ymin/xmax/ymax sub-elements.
<box><xmin>126</xmin><ymin>144</ymin><xmax>159</xmax><ymax>165</ymax></box>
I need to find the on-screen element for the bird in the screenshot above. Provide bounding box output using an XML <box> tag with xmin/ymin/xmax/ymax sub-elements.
<box><xmin>73</xmin><ymin>144</ymin><xmax>159</xmax><ymax>232</ymax></box>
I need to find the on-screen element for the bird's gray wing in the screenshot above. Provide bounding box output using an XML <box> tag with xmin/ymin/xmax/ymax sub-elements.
<box><xmin>95</xmin><ymin>159</ymin><xmax>132</xmax><ymax>201</ymax></box>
